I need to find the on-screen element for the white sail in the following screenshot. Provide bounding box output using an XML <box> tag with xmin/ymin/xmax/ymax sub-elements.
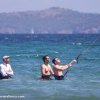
<box><xmin>31</xmin><ymin>29</ymin><xmax>34</xmax><ymax>34</ymax></box>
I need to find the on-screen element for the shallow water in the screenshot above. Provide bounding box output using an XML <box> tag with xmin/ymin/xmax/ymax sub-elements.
<box><xmin>0</xmin><ymin>34</ymin><xmax>100</xmax><ymax>100</ymax></box>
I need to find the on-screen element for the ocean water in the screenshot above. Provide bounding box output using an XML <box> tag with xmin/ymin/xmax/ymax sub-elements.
<box><xmin>0</xmin><ymin>34</ymin><xmax>100</xmax><ymax>100</ymax></box>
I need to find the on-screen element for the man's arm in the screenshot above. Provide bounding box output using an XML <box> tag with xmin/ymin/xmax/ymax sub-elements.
<box><xmin>6</xmin><ymin>65</ymin><xmax>14</xmax><ymax>75</ymax></box>
<box><xmin>41</xmin><ymin>65</ymin><xmax>46</xmax><ymax>76</ymax></box>
<box><xmin>68</xmin><ymin>59</ymin><xmax>77</xmax><ymax>67</ymax></box>
<box><xmin>54</xmin><ymin>65</ymin><xmax>69</xmax><ymax>71</ymax></box>
<box><xmin>0</xmin><ymin>67</ymin><xmax>8</xmax><ymax>76</ymax></box>
<box><xmin>50</xmin><ymin>66</ymin><xmax>54</xmax><ymax>75</ymax></box>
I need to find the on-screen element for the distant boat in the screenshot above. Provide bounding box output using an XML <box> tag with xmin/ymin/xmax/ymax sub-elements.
<box><xmin>30</xmin><ymin>28</ymin><xmax>37</xmax><ymax>38</ymax></box>
<box><xmin>31</xmin><ymin>29</ymin><xmax>35</xmax><ymax>34</ymax></box>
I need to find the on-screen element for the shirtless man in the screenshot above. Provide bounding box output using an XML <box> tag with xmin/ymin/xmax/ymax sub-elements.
<box><xmin>41</xmin><ymin>55</ymin><xmax>54</xmax><ymax>80</ymax></box>
<box><xmin>52</xmin><ymin>57</ymin><xmax>77</xmax><ymax>80</ymax></box>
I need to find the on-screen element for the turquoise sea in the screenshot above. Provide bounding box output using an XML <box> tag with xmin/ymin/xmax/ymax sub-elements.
<box><xmin>0</xmin><ymin>34</ymin><xmax>100</xmax><ymax>100</ymax></box>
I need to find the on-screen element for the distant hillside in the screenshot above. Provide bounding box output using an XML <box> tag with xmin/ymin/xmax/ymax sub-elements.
<box><xmin>0</xmin><ymin>7</ymin><xmax>100</xmax><ymax>34</ymax></box>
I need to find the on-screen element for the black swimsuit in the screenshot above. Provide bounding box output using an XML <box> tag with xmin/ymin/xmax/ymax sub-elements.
<box><xmin>0</xmin><ymin>73</ymin><xmax>11</xmax><ymax>80</ymax></box>
<box><xmin>41</xmin><ymin>75</ymin><xmax>51</xmax><ymax>80</ymax></box>
<box><xmin>54</xmin><ymin>75</ymin><xmax>64</xmax><ymax>80</ymax></box>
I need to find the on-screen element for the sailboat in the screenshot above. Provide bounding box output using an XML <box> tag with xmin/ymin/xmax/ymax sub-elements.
<box><xmin>31</xmin><ymin>29</ymin><xmax>35</xmax><ymax>34</ymax></box>
<box><xmin>30</xmin><ymin>28</ymin><xmax>37</xmax><ymax>38</ymax></box>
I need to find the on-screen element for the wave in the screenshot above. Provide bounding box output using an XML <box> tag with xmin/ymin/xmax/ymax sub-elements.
<box><xmin>15</xmin><ymin>55</ymin><xmax>21</xmax><ymax>57</ymax></box>
<box><xmin>4</xmin><ymin>37</ymin><xmax>9</xmax><ymax>40</ymax></box>
<box><xmin>54</xmin><ymin>51</ymin><xmax>59</xmax><ymax>54</ymax></box>
<box><xmin>72</xmin><ymin>42</ymin><xmax>82</xmax><ymax>45</ymax></box>
<box><xmin>83</xmin><ymin>58</ymin><xmax>100</xmax><ymax>60</ymax></box>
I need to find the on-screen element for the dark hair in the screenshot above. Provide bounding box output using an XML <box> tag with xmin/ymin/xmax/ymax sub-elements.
<box><xmin>42</xmin><ymin>55</ymin><xmax>49</xmax><ymax>62</ymax></box>
<box><xmin>52</xmin><ymin>57</ymin><xmax>57</xmax><ymax>64</ymax></box>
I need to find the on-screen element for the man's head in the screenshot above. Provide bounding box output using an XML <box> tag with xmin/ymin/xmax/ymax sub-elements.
<box><xmin>42</xmin><ymin>55</ymin><xmax>50</xmax><ymax>63</ymax></box>
<box><xmin>3</xmin><ymin>56</ymin><xmax>10</xmax><ymax>63</ymax></box>
<box><xmin>52</xmin><ymin>57</ymin><xmax>60</xmax><ymax>65</ymax></box>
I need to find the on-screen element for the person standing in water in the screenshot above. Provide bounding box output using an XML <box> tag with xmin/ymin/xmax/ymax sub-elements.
<box><xmin>41</xmin><ymin>55</ymin><xmax>54</xmax><ymax>80</ymax></box>
<box><xmin>0</xmin><ymin>56</ymin><xmax>14</xmax><ymax>80</ymax></box>
<box><xmin>52</xmin><ymin>57</ymin><xmax>77</xmax><ymax>80</ymax></box>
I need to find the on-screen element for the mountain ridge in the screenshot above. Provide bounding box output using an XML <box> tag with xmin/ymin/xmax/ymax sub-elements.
<box><xmin>0</xmin><ymin>7</ymin><xmax>100</xmax><ymax>34</ymax></box>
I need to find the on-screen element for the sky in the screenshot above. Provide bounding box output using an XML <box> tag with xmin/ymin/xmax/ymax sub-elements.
<box><xmin>0</xmin><ymin>0</ymin><xmax>100</xmax><ymax>14</ymax></box>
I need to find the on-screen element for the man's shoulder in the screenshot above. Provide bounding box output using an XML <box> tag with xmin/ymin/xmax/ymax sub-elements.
<box><xmin>41</xmin><ymin>64</ymin><xmax>45</xmax><ymax>67</ymax></box>
<box><xmin>0</xmin><ymin>64</ymin><xmax>4</xmax><ymax>69</ymax></box>
<box><xmin>48</xmin><ymin>64</ymin><xmax>52</xmax><ymax>67</ymax></box>
<box><xmin>0</xmin><ymin>63</ymin><xmax>3</xmax><ymax>66</ymax></box>
<box><xmin>53</xmin><ymin>64</ymin><xmax>57</xmax><ymax>67</ymax></box>
<box><xmin>41</xmin><ymin>64</ymin><xmax>51</xmax><ymax>67</ymax></box>
<box><xmin>7</xmin><ymin>63</ymin><xmax>11</xmax><ymax>66</ymax></box>
<box><xmin>7</xmin><ymin>64</ymin><xmax>11</xmax><ymax>67</ymax></box>
<box><xmin>54</xmin><ymin>65</ymin><xmax>60</xmax><ymax>68</ymax></box>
